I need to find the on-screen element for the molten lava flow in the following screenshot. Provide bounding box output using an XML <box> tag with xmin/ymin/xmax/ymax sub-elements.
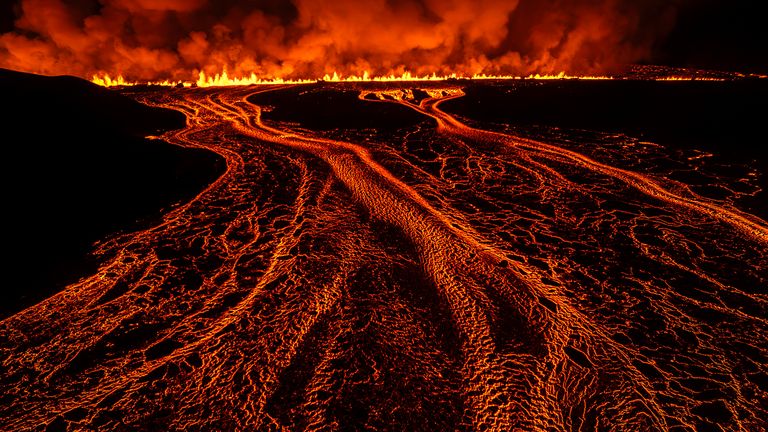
<box><xmin>367</xmin><ymin>89</ymin><xmax>768</xmax><ymax>244</ymax></box>
<box><xmin>0</xmin><ymin>84</ymin><xmax>766</xmax><ymax>431</ymax></box>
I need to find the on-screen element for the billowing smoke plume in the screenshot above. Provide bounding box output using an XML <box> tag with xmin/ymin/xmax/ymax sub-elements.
<box><xmin>0</xmin><ymin>0</ymin><xmax>680</xmax><ymax>80</ymax></box>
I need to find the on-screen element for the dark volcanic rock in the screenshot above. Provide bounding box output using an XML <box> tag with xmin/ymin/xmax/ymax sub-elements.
<box><xmin>442</xmin><ymin>79</ymin><xmax>768</xmax><ymax>217</ymax></box>
<box><xmin>248</xmin><ymin>84</ymin><xmax>424</xmax><ymax>130</ymax></box>
<box><xmin>0</xmin><ymin>69</ymin><xmax>225</xmax><ymax>318</ymax></box>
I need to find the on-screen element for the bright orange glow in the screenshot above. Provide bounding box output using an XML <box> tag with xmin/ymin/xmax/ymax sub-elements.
<box><xmin>1</xmin><ymin>0</ymin><xmax>674</xmax><ymax>84</ymax></box>
<box><xmin>91</xmin><ymin>74</ymin><xmax>187</xmax><ymax>87</ymax></box>
<box><xmin>91</xmin><ymin>69</ymin><xmax>752</xmax><ymax>88</ymax></box>
<box><xmin>91</xmin><ymin>70</ymin><xmax>619</xmax><ymax>87</ymax></box>
<box><xmin>196</xmin><ymin>71</ymin><xmax>315</xmax><ymax>87</ymax></box>
<box><xmin>654</xmin><ymin>76</ymin><xmax>727</xmax><ymax>81</ymax></box>
<box><xmin>522</xmin><ymin>72</ymin><xmax>612</xmax><ymax>80</ymax></box>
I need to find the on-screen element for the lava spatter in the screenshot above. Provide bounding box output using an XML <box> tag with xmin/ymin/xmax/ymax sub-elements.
<box><xmin>0</xmin><ymin>84</ymin><xmax>766</xmax><ymax>431</ymax></box>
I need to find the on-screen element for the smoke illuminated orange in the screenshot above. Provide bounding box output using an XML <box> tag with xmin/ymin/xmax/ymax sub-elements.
<box><xmin>0</xmin><ymin>0</ymin><xmax>687</xmax><ymax>83</ymax></box>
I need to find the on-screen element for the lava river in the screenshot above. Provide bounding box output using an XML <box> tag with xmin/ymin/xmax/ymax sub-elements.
<box><xmin>1</xmin><ymin>85</ymin><xmax>766</xmax><ymax>431</ymax></box>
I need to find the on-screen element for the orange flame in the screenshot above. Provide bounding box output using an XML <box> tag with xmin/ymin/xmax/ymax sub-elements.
<box><xmin>654</xmin><ymin>76</ymin><xmax>727</xmax><ymax>81</ymax></box>
<box><xmin>91</xmin><ymin>70</ymin><xmax>618</xmax><ymax>88</ymax></box>
<box><xmin>522</xmin><ymin>72</ymin><xmax>612</xmax><ymax>80</ymax></box>
<box><xmin>91</xmin><ymin>74</ymin><xmax>187</xmax><ymax>87</ymax></box>
<box><xmin>196</xmin><ymin>71</ymin><xmax>314</xmax><ymax>87</ymax></box>
<box><xmin>91</xmin><ymin>69</ymin><xmax>751</xmax><ymax>88</ymax></box>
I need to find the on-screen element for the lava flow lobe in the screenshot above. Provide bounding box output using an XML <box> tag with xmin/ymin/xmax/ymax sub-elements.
<box><xmin>0</xmin><ymin>81</ymin><xmax>766</xmax><ymax>432</ymax></box>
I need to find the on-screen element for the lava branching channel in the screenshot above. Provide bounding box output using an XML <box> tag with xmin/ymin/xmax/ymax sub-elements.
<box><xmin>1</xmin><ymin>85</ymin><xmax>766</xmax><ymax>431</ymax></box>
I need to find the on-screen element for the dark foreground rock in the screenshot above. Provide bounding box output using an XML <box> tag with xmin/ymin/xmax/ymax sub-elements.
<box><xmin>0</xmin><ymin>69</ymin><xmax>225</xmax><ymax>318</ymax></box>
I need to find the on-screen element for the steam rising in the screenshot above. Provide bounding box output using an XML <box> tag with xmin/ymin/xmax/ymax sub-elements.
<box><xmin>0</xmin><ymin>0</ymin><xmax>679</xmax><ymax>80</ymax></box>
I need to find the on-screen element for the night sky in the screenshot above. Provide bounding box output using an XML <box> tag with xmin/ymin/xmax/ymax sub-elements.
<box><xmin>653</xmin><ymin>0</ymin><xmax>768</xmax><ymax>73</ymax></box>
